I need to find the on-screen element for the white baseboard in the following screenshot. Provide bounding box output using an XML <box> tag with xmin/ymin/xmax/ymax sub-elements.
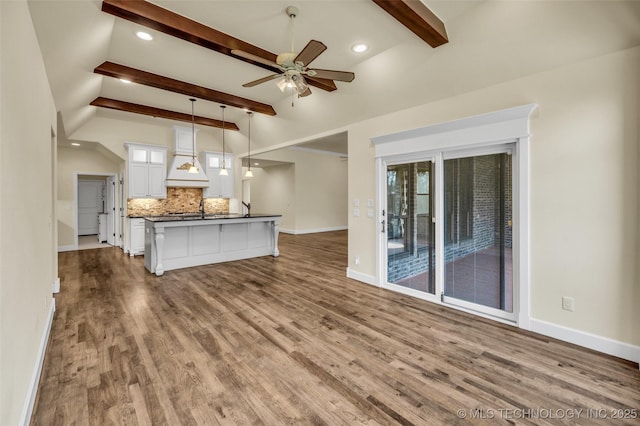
<box><xmin>20</xmin><ymin>298</ymin><xmax>56</xmax><ymax>426</ymax></box>
<box><xmin>280</xmin><ymin>226</ymin><xmax>348</xmax><ymax>235</ymax></box>
<box><xmin>530</xmin><ymin>318</ymin><xmax>640</xmax><ymax>363</ymax></box>
<box><xmin>57</xmin><ymin>245</ymin><xmax>76</xmax><ymax>252</ymax></box>
<box><xmin>346</xmin><ymin>267</ymin><xmax>379</xmax><ymax>287</ymax></box>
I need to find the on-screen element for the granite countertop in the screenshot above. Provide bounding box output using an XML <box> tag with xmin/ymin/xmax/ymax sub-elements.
<box><xmin>142</xmin><ymin>213</ymin><xmax>281</xmax><ymax>222</ymax></box>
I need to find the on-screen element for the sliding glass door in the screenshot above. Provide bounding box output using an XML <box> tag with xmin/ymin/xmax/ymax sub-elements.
<box><xmin>386</xmin><ymin>161</ymin><xmax>435</xmax><ymax>294</ymax></box>
<box><xmin>442</xmin><ymin>152</ymin><xmax>513</xmax><ymax>319</ymax></box>
<box><xmin>383</xmin><ymin>148</ymin><xmax>515</xmax><ymax>321</ymax></box>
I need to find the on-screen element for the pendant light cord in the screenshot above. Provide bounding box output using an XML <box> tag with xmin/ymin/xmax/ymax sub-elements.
<box><xmin>220</xmin><ymin>105</ymin><xmax>226</xmax><ymax>169</ymax></box>
<box><xmin>190</xmin><ymin>98</ymin><xmax>196</xmax><ymax>165</ymax></box>
<box><xmin>247</xmin><ymin>112</ymin><xmax>252</xmax><ymax>172</ymax></box>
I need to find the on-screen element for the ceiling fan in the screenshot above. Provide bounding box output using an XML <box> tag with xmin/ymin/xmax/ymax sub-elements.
<box><xmin>232</xmin><ymin>6</ymin><xmax>355</xmax><ymax>99</ymax></box>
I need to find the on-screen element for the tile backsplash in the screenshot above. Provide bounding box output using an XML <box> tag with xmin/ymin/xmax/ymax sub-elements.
<box><xmin>127</xmin><ymin>188</ymin><xmax>229</xmax><ymax>217</ymax></box>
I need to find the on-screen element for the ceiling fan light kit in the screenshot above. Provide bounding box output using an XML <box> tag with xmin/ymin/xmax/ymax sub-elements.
<box><xmin>233</xmin><ymin>5</ymin><xmax>355</xmax><ymax>105</ymax></box>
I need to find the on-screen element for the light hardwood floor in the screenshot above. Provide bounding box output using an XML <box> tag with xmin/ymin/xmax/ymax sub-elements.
<box><xmin>33</xmin><ymin>231</ymin><xmax>639</xmax><ymax>425</ymax></box>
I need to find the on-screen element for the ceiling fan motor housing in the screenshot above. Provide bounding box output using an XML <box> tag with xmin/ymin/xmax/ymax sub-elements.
<box><xmin>276</xmin><ymin>52</ymin><xmax>297</xmax><ymax>67</ymax></box>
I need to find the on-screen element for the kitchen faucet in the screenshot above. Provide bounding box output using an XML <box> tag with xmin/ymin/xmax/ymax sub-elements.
<box><xmin>242</xmin><ymin>201</ymin><xmax>250</xmax><ymax>217</ymax></box>
<box><xmin>199</xmin><ymin>198</ymin><xmax>205</xmax><ymax>218</ymax></box>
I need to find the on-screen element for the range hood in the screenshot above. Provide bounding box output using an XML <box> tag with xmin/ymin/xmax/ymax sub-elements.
<box><xmin>166</xmin><ymin>126</ymin><xmax>209</xmax><ymax>188</ymax></box>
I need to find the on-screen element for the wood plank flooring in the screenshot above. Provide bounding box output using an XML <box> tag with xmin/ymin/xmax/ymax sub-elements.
<box><xmin>32</xmin><ymin>231</ymin><xmax>640</xmax><ymax>425</ymax></box>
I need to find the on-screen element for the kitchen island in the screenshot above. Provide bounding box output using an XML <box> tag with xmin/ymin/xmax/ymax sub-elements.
<box><xmin>144</xmin><ymin>214</ymin><xmax>281</xmax><ymax>276</ymax></box>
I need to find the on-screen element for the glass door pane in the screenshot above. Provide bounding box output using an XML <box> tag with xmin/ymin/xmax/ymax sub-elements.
<box><xmin>443</xmin><ymin>153</ymin><xmax>513</xmax><ymax>314</ymax></box>
<box><xmin>386</xmin><ymin>161</ymin><xmax>435</xmax><ymax>294</ymax></box>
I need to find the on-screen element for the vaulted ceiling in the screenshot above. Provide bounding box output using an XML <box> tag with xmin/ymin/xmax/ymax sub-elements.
<box><xmin>27</xmin><ymin>0</ymin><xmax>640</xmax><ymax>155</ymax></box>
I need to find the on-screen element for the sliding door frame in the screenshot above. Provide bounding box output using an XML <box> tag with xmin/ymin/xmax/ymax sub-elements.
<box><xmin>373</xmin><ymin>104</ymin><xmax>536</xmax><ymax>329</ymax></box>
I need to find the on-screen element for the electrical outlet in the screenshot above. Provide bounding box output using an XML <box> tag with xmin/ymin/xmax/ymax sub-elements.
<box><xmin>355</xmin><ymin>256</ymin><xmax>360</xmax><ymax>265</ymax></box>
<box><xmin>562</xmin><ymin>296</ymin><xmax>574</xmax><ymax>312</ymax></box>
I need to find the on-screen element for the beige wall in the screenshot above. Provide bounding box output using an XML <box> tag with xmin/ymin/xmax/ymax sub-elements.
<box><xmin>250</xmin><ymin>149</ymin><xmax>348</xmax><ymax>233</ymax></box>
<box><xmin>347</xmin><ymin>46</ymin><xmax>639</xmax><ymax>347</ymax></box>
<box><xmin>57</xmin><ymin>146</ymin><xmax>122</xmax><ymax>247</ymax></box>
<box><xmin>70</xmin><ymin>116</ymin><xmax>242</xmax><ymax>160</ymax></box>
<box><xmin>250</xmin><ymin>165</ymin><xmax>296</xmax><ymax>231</ymax></box>
<box><xmin>0</xmin><ymin>1</ymin><xmax>58</xmax><ymax>424</ymax></box>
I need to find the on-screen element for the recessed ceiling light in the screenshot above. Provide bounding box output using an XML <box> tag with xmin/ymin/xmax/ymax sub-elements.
<box><xmin>351</xmin><ymin>43</ymin><xmax>368</xmax><ymax>53</ymax></box>
<box><xmin>136</xmin><ymin>31</ymin><xmax>153</xmax><ymax>41</ymax></box>
<box><xmin>71</xmin><ymin>142</ymin><xmax>81</xmax><ymax>147</ymax></box>
<box><xmin>119</xmin><ymin>78</ymin><xmax>132</xmax><ymax>84</ymax></box>
<box><xmin>254</xmin><ymin>162</ymin><xmax>260</xmax><ymax>166</ymax></box>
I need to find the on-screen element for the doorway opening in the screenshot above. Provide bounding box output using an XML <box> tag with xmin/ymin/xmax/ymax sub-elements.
<box><xmin>74</xmin><ymin>172</ymin><xmax>119</xmax><ymax>250</ymax></box>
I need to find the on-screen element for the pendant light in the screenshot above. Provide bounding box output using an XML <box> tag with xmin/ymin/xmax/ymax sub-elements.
<box><xmin>244</xmin><ymin>111</ymin><xmax>254</xmax><ymax>178</ymax></box>
<box><xmin>219</xmin><ymin>105</ymin><xmax>228</xmax><ymax>176</ymax></box>
<box><xmin>188</xmin><ymin>98</ymin><xmax>198</xmax><ymax>174</ymax></box>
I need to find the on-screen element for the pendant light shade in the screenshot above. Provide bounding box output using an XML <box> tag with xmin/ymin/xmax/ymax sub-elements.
<box><xmin>244</xmin><ymin>111</ymin><xmax>253</xmax><ymax>178</ymax></box>
<box><xmin>219</xmin><ymin>105</ymin><xmax>228</xmax><ymax>176</ymax></box>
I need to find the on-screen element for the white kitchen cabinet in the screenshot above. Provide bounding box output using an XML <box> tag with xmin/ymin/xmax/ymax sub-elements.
<box><xmin>129</xmin><ymin>218</ymin><xmax>146</xmax><ymax>256</ymax></box>
<box><xmin>125</xmin><ymin>143</ymin><xmax>168</xmax><ymax>198</ymax></box>
<box><xmin>201</xmin><ymin>151</ymin><xmax>234</xmax><ymax>199</ymax></box>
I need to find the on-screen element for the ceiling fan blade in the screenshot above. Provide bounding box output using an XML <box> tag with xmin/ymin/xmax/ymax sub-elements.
<box><xmin>232</xmin><ymin>49</ymin><xmax>281</xmax><ymax>69</ymax></box>
<box><xmin>243</xmin><ymin>73</ymin><xmax>283</xmax><ymax>88</ymax></box>
<box><xmin>309</xmin><ymin>69</ymin><xmax>355</xmax><ymax>82</ymax></box>
<box><xmin>294</xmin><ymin>40</ymin><xmax>327</xmax><ymax>66</ymax></box>
<box><xmin>305</xmin><ymin>76</ymin><xmax>337</xmax><ymax>91</ymax></box>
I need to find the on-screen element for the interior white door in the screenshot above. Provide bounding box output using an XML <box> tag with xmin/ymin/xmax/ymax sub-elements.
<box><xmin>78</xmin><ymin>180</ymin><xmax>104</xmax><ymax>235</ymax></box>
<box><xmin>106</xmin><ymin>176</ymin><xmax>116</xmax><ymax>245</ymax></box>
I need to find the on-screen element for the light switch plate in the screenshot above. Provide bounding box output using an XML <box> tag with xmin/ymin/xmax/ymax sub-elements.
<box><xmin>353</xmin><ymin>199</ymin><xmax>360</xmax><ymax>207</ymax></box>
<box><xmin>367</xmin><ymin>199</ymin><xmax>374</xmax><ymax>207</ymax></box>
<box><xmin>353</xmin><ymin>208</ymin><xmax>360</xmax><ymax>217</ymax></box>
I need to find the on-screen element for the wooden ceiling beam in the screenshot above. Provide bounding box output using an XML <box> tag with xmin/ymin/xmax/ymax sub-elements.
<box><xmin>100</xmin><ymin>0</ymin><xmax>336</xmax><ymax>93</ymax></box>
<box><xmin>94</xmin><ymin>61</ymin><xmax>276</xmax><ymax>116</ymax></box>
<box><xmin>90</xmin><ymin>97</ymin><xmax>240</xmax><ymax>130</ymax></box>
<box><xmin>371</xmin><ymin>0</ymin><xmax>448</xmax><ymax>48</ymax></box>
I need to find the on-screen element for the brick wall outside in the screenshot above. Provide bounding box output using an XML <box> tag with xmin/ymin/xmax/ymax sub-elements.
<box><xmin>389</xmin><ymin>154</ymin><xmax>512</xmax><ymax>283</ymax></box>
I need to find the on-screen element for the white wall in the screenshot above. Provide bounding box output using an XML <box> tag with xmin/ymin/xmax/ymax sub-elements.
<box><xmin>0</xmin><ymin>1</ymin><xmax>58</xmax><ymax>424</ymax></box>
<box><xmin>57</xmin><ymin>146</ymin><xmax>123</xmax><ymax>247</ymax></box>
<box><xmin>347</xmin><ymin>47</ymin><xmax>640</xmax><ymax>351</ymax></box>
<box><xmin>250</xmin><ymin>148</ymin><xmax>348</xmax><ymax>233</ymax></box>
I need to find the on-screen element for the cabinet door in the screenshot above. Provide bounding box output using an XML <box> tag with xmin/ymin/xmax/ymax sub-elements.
<box><xmin>130</xmin><ymin>147</ymin><xmax>148</xmax><ymax>163</ymax></box>
<box><xmin>149</xmin><ymin>149</ymin><xmax>165</xmax><ymax>165</ymax></box>
<box><xmin>220</xmin><ymin>173</ymin><xmax>233</xmax><ymax>198</ymax></box>
<box><xmin>129</xmin><ymin>219</ymin><xmax>145</xmax><ymax>255</ymax></box>
<box><xmin>223</xmin><ymin>153</ymin><xmax>233</xmax><ymax>169</ymax></box>
<box><xmin>205</xmin><ymin>168</ymin><xmax>223</xmax><ymax>198</ymax></box>
<box><xmin>148</xmin><ymin>164</ymin><xmax>166</xmax><ymax>198</ymax></box>
<box><xmin>129</xmin><ymin>163</ymin><xmax>149</xmax><ymax>197</ymax></box>
<box><xmin>206</xmin><ymin>155</ymin><xmax>221</xmax><ymax>169</ymax></box>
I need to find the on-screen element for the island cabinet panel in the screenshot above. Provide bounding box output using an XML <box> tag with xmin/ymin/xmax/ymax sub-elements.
<box><xmin>221</xmin><ymin>223</ymin><xmax>249</xmax><ymax>252</ymax></box>
<box><xmin>192</xmin><ymin>225</ymin><xmax>221</xmax><ymax>256</ymax></box>
<box><xmin>144</xmin><ymin>215</ymin><xmax>281</xmax><ymax>276</ymax></box>
<box><xmin>163</xmin><ymin>228</ymin><xmax>189</xmax><ymax>259</ymax></box>
<box><xmin>248</xmin><ymin>222</ymin><xmax>270</xmax><ymax>248</ymax></box>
